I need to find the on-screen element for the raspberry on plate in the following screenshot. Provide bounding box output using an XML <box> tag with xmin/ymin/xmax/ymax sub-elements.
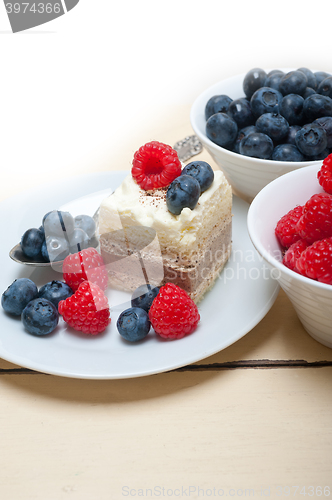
<box><xmin>275</xmin><ymin>205</ymin><xmax>303</xmax><ymax>248</ymax></box>
<box><xmin>148</xmin><ymin>283</ymin><xmax>200</xmax><ymax>340</ymax></box>
<box><xmin>131</xmin><ymin>141</ymin><xmax>182</xmax><ymax>190</ymax></box>
<box><xmin>296</xmin><ymin>237</ymin><xmax>332</xmax><ymax>285</ymax></box>
<box><xmin>296</xmin><ymin>193</ymin><xmax>332</xmax><ymax>244</ymax></box>
<box><xmin>282</xmin><ymin>239</ymin><xmax>308</xmax><ymax>272</ymax></box>
<box><xmin>62</xmin><ymin>247</ymin><xmax>108</xmax><ymax>292</ymax></box>
<box><xmin>318</xmin><ymin>153</ymin><xmax>332</xmax><ymax>194</ymax></box>
<box><xmin>58</xmin><ymin>281</ymin><xmax>110</xmax><ymax>334</ymax></box>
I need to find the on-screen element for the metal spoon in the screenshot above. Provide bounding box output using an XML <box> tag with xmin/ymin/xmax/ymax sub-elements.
<box><xmin>9</xmin><ymin>135</ymin><xmax>203</xmax><ymax>267</ymax></box>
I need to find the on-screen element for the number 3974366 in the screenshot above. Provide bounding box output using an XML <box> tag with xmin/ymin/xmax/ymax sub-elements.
<box><xmin>5</xmin><ymin>3</ymin><xmax>62</xmax><ymax>14</ymax></box>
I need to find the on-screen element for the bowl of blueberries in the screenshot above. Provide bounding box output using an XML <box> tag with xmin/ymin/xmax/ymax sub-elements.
<box><xmin>190</xmin><ymin>67</ymin><xmax>332</xmax><ymax>202</ymax></box>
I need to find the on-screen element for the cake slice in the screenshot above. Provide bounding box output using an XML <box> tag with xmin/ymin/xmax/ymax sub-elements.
<box><xmin>98</xmin><ymin>142</ymin><xmax>232</xmax><ymax>302</ymax></box>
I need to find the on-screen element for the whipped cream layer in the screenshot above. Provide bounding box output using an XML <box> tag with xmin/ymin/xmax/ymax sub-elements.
<box><xmin>98</xmin><ymin>171</ymin><xmax>232</xmax><ymax>259</ymax></box>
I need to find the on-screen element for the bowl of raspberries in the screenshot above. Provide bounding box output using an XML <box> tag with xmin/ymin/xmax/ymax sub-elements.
<box><xmin>247</xmin><ymin>154</ymin><xmax>332</xmax><ymax>348</ymax></box>
<box><xmin>191</xmin><ymin>67</ymin><xmax>332</xmax><ymax>202</ymax></box>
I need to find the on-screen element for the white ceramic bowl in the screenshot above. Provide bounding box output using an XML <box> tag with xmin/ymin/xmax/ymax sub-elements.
<box><xmin>190</xmin><ymin>70</ymin><xmax>321</xmax><ymax>203</ymax></box>
<box><xmin>247</xmin><ymin>163</ymin><xmax>332</xmax><ymax>348</ymax></box>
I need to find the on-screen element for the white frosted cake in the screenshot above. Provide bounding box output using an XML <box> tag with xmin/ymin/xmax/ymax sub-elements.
<box><xmin>98</xmin><ymin>157</ymin><xmax>232</xmax><ymax>302</ymax></box>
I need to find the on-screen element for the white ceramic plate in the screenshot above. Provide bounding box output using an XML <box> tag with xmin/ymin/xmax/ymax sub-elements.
<box><xmin>0</xmin><ymin>172</ymin><xmax>279</xmax><ymax>379</ymax></box>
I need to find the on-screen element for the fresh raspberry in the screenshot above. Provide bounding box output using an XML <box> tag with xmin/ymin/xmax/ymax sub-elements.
<box><xmin>318</xmin><ymin>153</ymin><xmax>332</xmax><ymax>194</ymax></box>
<box><xmin>296</xmin><ymin>237</ymin><xmax>332</xmax><ymax>285</ymax></box>
<box><xmin>148</xmin><ymin>283</ymin><xmax>200</xmax><ymax>340</ymax></box>
<box><xmin>132</xmin><ymin>141</ymin><xmax>182</xmax><ymax>190</ymax></box>
<box><xmin>296</xmin><ymin>193</ymin><xmax>332</xmax><ymax>244</ymax></box>
<box><xmin>275</xmin><ymin>205</ymin><xmax>303</xmax><ymax>248</ymax></box>
<box><xmin>62</xmin><ymin>248</ymin><xmax>108</xmax><ymax>292</ymax></box>
<box><xmin>58</xmin><ymin>281</ymin><xmax>110</xmax><ymax>334</ymax></box>
<box><xmin>282</xmin><ymin>239</ymin><xmax>308</xmax><ymax>272</ymax></box>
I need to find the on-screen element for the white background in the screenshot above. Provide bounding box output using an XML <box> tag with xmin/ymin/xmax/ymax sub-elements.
<box><xmin>1</xmin><ymin>0</ymin><xmax>332</xmax><ymax>199</ymax></box>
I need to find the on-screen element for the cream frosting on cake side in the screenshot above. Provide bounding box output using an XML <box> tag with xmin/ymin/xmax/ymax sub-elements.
<box><xmin>98</xmin><ymin>170</ymin><xmax>232</xmax><ymax>301</ymax></box>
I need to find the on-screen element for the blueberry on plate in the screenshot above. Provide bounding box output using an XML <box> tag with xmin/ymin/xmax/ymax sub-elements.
<box><xmin>43</xmin><ymin>210</ymin><xmax>75</xmax><ymax>238</ymax></box>
<box><xmin>295</xmin><ymin>124</ymin><xmax>327</xmax><ymax>157</ymax></box>
<box><xmin>227</xmin><ymin>98</ymin><xmax>254</xmax><ymax>129</ymax></box>
<box><xmin>250</xmin><ymin>87</ymin><xmax>283</xmax><ymax>118</ymax></box>
<box><xmin>205</xmin><ymin>94</ymin><xmax>233</xmax><ymax>121</ymax></box>
<box><xmin>297</xmin><ymin>67</ymin><xmax>317</xmax><ymax>90</ymax></box>
<box><xmin>181</xmin><ymin>161</ymin><xmax>214</xmax><ymax>193</ymax></box>
<box><xmin>131</xmin><ymin>284</ymin><xmax>159</xmax><ymax>312</ymax></box>
<box><xmin>166</xmin><ymin>175</ymin><xmax>201</xmax><ymax>215</ymax></box>
<box><xmin>318</xmin><ymin>76</ymin><xmax>332</xmax><ymax>99</ymax></box>
<box><xmin>303</xmin><ymin>94</ymin><xmax>332</xmax><ymax>121</ymax></box>
<box><xmin>39</xmin><ymin>280</ymin><xmax>73</xmax><ymax>308</ymax></box>
<box><xmin>206</xmin><ymin>113</ymin><xmax>238</xmax><ymax>148</ymax></box>
<box><xmin>256</xmin><ymin>113</ymin><xmax>289</xmax><ymax>142</ymax></box>
<box><xmin>74</xmin><ymin>214</ymin><xmax>96</xmax><ymax>239</ymax></box>
<box><xmin>1</xmin><ymin>278</ymin><xmax>38</xmax><ymax>316</ymax></box>
<box><xmin>68</xmin><ymin>228</ymin><xmax>90</xmax><ymax>253</ymax></box>
<box><xmin>303</xmin><ymin>149</ymin><xmax>330</xmax><ymax>161</ymax></box>
<box><xmin>21</xmin><ymin>227</ymin><xmax>45</xmax><ymax>258</ymax></box>
<box><xmin>239</xmin><ymin>132</ymin><xmax>274</xmax><ymax>159</ymax></box>
<box><xmin>45</xmin><ymin>235</ymin><xmax>70</xmax><ymax>262</ymax></box>
<box><xmin>314</xmin><ymin>116</ymin><xmax>332</xmax><ymax>148</ymax></box>
<box><xmin>22</xmin><ymin>298</ymin><xmax>59</xmax><ymax>336</ymax></box>
<box><xmin>271</xmin><ymin>144</ymin><xmax>304</xmax><ymax>162</ymax></box>
<box><xmin>117</xmin><ymin>307</ymin><xmax>150</xmax><ymax>342</ymax></box>
<box><xmin>233</xmin><ymin>125</ymin><xmax>258</xmax><ymax>153</ymax></box>
<box><xmin>279</xmin><ymin>71</ymin><xmax>307</xmax><ymax>96</ymax></box>
<box><xmin>280</xmin><ymin>94</ymin><xmax>304</xmax><ymax>126</ymax></box>
<box><xmin>243</xmin><ymin>68</ymin><xmax>267</xmax><ymax>99</ymax></box>
<box><xmin>285</xmin><ymin>125</ymin><xmax>301</xmax><ymax>145</ymax></box>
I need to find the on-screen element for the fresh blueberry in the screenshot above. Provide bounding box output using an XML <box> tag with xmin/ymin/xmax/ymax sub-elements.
<box><xmin>21</xmin><ymin>228</ymin><xmax>45</xmax><ymax>258</ymax></box>
<box><xmin>45</xmin><ymin>235</ymin><xmax>70</xmax><ymax>262</ymax></box>
<box><xmin>295</xmin><ymin>124</ymin><xmax>327</xmax><ymax>156</ymax></box>
<box><xmin>303</xmin><ymin>94</ymin><xmax>332</xmax><ymax>121</ymax></box>
<box><xmin>303</xmin><ymin>149</ymin><xmax>330</xmax><ymax>161</ymax></box>
<box><xmin>68</xmin><ymin>228</ymin><xmax>90</xmax><ymax>253</ymax></box>
<box><xmin>39</xmin><ymin>280</ymin><xmax>73</xmax><ymax>308</ymax></box>
<box><xmin>280</xmin><ymin>94</ymin><xmax>304</xmax><ymax>125</ymax></box>
<box><xmin>250</xmin><ymin>87</ymin><xmax>283</xmax><ymax>118</ymax></box>
<box><xmin>181</xmin><ymin>161</ymin><xmax>214</xmax><ymax>193</ymax></box>
<box><xmin>279</xmin><ymin>71</ymin><xmax>307</xmax><ymax>96</ymax></box>
<box><xmin>314</xmin><ymin>71</ymin><xmax>331</xmax><ymax>87</ymax></box>
<box><xmin>206</xmin><ymin>113</ymin><xmax>238</xmax><ymax>148</ymax></box>
<box><xmin>314</xmin><ymin>117</ymin><xmax>332</xmax><ymax>148</ymax></box>
<box><xmin>267</xmin><ymin>70</ymin><xmax>284</xmax><ymax>77</ymax></box>
<box><xmin>318</xmin><ymin>76</ymin><xmax>332</xmax><ymax>98</ymax></box>
<box><xmin>285</xmin><ymin>125</ymin><xmax>301</xmax><ymax>145</ymax></box>
<box><xmin>255</xmin><ymin>113</ymin><xmax>289</xmax><ymax>142</ymax></box>
<box><xmin>41</xmin><ymin>240</ymin><xmax>50</xmax><ymax>262</ymax></box>
<box><xmin>22</xmin><ymin>298</ymin><xmax>59</xmax><ymax>336</ymax></box>
<box><xmin>205</xmin><ymin>95</ymin><xmax>233</xmax><ymax>120</ymax></box>
<box><xmin>43</xmin><ymin>210</ymin><xmax>75</xmax><ymax>238</ymax></box>
<box><xmin>243</xmin><ymin>68</ymin><xmax>267</xmax><ymax>99</ymax></box>
<box><xmin>297</xmin><ymin>68</ymin><xmax>317</xmax><ymax>90</ymax></box>
<box><xmin>233</xmin><ymin>125</ymin><xmax>258</xmax><ymax>153</ymax></box>
<box><xmin>1</xmin><ymin>278</ymin><xmax>39</xmax><ymax>316</ymax></box>
<box><xmin>166</xmin><ymin>175</ymin><xmax>201</xmax><ymax>215</ymax></box>
<box><xmin>131</xmin><ymin>284</ymin><xmax>159</xmax><ymax>312</ymax></box>
<box><xmin>264</xmin><ymin>72</ymin><xmax>284</xmax><ymax>92</ymax></box>
<box><xmin>117</xmin><ymin>307</ymin><xmax>150</xmax><ymax>342</ymax></box>
<box><xmin>302</xmin><ymin>87</ymin><xmax>316</xmax><ymax>99</ymax></box>
<box><xmin>239</xmin><ymin>132</ymin><xmax>273</xmax><ymax>159</ymax></box>
<box><xmin>271</xmin><ymin>144</ymin><xmax>304</xmax><ymax>162</ymax></box>
<box><xmin>227</xmin><ymin>98</ymin><xmax>254</xmax><ymax>129</ymax></box>
<box><xmin>74</xmin><ymin>214</ymin><xmax>96</xmax><ymax>239</ymax></box>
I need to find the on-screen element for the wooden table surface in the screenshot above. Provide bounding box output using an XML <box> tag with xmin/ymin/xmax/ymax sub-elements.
<box><xmin>1</xmin><ymin>108</ymin><xmax>332</xmax><ymax>500</ymax></box>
